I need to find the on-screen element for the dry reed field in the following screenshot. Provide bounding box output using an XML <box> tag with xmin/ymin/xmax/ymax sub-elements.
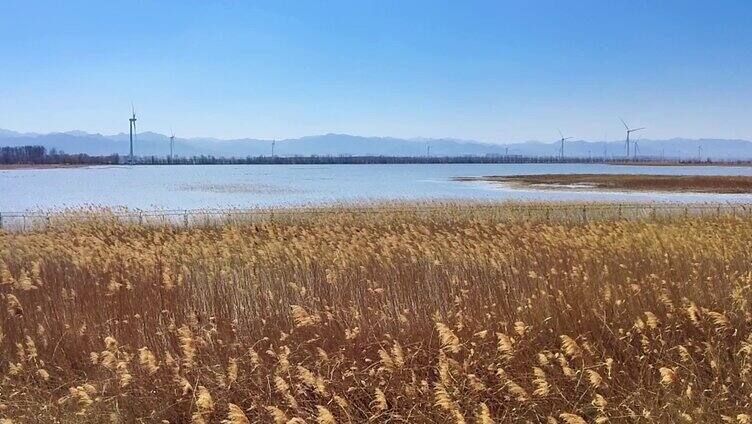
<box><xmin>1</xmin><ymin>203</ymin><xmax>751</xmax><ymax>423</ymax></box>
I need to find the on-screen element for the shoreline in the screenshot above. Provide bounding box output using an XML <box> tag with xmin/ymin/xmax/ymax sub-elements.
<box><xmin>607</xmin><ymin>161</ymin><xmax>752</xmax><ymax>167</ymax></box>
<box><xmin>1</xmin><ymin>159</ymin><xmax>752</xmax><ymax>168</ymax></box>
<box><xmin>0</xmin><ymin>163</ymin><xmax>89</xmax><ymax>170</ymax></box>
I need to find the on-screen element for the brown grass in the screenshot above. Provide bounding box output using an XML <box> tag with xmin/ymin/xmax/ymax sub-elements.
<box><xmin>461</xmin><ymin>173</ymin><xmax>752</xmax><ymax>193</ymax></box>
<box><xmin>1</xmin><ymin>204</ymin><xmax>752</xmax><ymax>423</ymax></box>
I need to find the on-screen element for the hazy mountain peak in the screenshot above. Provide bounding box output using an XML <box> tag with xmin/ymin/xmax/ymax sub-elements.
<box><xmin>62</xmin><ymin>130</ymin><xmax>99</xmax><ymax>137</ymax></box>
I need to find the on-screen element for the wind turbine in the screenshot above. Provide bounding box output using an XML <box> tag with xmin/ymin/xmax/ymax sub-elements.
<box><xmin>271</xmin><ymin>139</ymin><xmax>276</xmax><ymax>157</ymax></box>
<box><xmin>633</xmin><ymin>139</ymin><xmax>640</xmax><ymax>160</ymax></box>
<box><xmin>698</xmin><ymin>144</ymin><xmax>703</xmax><ymax>161</ymax></box>
<box><xmin>129</xmin><ymin>105</ymin><xmax>137</xmax><ymax>165</ymax></box>
<box><xmin>558</xmin><ymin>130</ymin><xmax>572</xmax><ymax>160</ymax></box>
<box><xmin>169</xmin><ymin>128</ymin><xmax>175</xmax><ymax>163</ymax></box>
<box><xmin>620</xmin><ymin>118</ymin><xmax>644</xmax><ymax>159</ymax></box>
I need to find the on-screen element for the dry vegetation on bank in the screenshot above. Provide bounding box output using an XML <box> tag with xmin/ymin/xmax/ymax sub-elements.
<box><xmin>460</xmin><ymin>174</ymin><xmax>752</xmax><ymax>193</ymax></box>
<box><xmin>1</xmin><ymin>204</ymin><xmax>751</xmax><ymax>423</ymax></box>
<box><xmin>0</xmin><ymin>164</ymin><xmax>88</xmax><ymax>170</ymax></box>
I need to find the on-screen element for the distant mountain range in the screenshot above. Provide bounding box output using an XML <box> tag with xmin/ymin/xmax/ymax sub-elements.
<box><xmin>1</xmin><ymin>128</ymin><xmax>751</xmax><ymax>160</ymax></box>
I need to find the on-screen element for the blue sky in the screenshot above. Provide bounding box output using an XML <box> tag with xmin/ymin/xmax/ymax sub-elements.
<box><xmin>1</xmin><ymin>1</ymin><xmax>751</xmax><ymax>142</ymax></box>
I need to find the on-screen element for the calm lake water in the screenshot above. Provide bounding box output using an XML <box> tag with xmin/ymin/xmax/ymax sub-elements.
<box><xmin>3</xmin><ymin>163</ymin><xmax>752</xmax><ymax>212</ymax></box>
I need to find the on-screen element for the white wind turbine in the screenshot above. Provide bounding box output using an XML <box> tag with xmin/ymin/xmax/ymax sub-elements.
<box><xmin>620</xmin><ymin>118</ymin><xmax>645</xmax><ymax>159</ymax></box>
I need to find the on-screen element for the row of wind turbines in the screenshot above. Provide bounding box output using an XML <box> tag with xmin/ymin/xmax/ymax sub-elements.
<box><xmin>127</xmin><ymin>109</ymin><xmax>702</xmax><ymax>163</ymax></box>
<box><xmin>130</xmin><ymin>110</ymin><xmax>648</xmax><ymax>163</ymax></box>
<box><xmin>557</xmin><ymin>118</ymin><xmax>645</xmax><ymax>160</ymax></box>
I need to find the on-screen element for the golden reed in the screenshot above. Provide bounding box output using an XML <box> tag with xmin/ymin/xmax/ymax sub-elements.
<box><xmin>0</xmin><ymin>203</ymin><xmax>751</xmax><ymax>422</ymax></box>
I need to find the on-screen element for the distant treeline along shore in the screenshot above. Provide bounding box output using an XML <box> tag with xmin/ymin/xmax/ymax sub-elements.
<box><xmin>1</xmin><ymin>144</ymin><xmax>745</xmax><ymax>166</ymax></box>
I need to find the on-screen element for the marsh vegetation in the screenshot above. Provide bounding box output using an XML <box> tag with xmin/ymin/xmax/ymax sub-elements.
<box><xmin>462</xmin><ymin>174</ymin><xmax>752</xmax><ymax>194</ymax></box>
<box><xmin>1</xmin><ymin>204</ymin><xmax>751</xmax><ymax>423</ymax></box>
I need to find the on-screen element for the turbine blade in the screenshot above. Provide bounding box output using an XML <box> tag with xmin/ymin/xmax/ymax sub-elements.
<box><xmin>633</xmin><ymin>127</ymin><xmax>645</xmax><ymax>132</ymax></box>
<box><xmin>619</xmin><ymin>117</ymin><xmax>629</xmax><ymax>130</ymax></box>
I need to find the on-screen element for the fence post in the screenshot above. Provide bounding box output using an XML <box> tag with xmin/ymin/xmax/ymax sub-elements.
<box><xmin>582</xmin><ymin>206</ymin><xmax>587</xmax><ymax>223</ymax></box>
<box><xmin>184</xmin><ymin>212</ymin><xmax>189</xmax><ymax>226</ymax></box>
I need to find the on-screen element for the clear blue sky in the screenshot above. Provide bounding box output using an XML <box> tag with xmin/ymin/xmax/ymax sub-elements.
<box><xmin>1</xmin><ymin>1</ymin><xmax>751</xmax><ymax>142</ymax></box>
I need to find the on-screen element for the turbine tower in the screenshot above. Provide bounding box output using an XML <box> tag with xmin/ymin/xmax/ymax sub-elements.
<box><xmin>619</xmin><ymin>118</ymin><xmax>644</xmax><ymax>159</ymax></box>
<box><xmin>169</xmin><ymin>129</ymin><xmax>175</xmax><ymax>163</ymax></box>
<box><xmin>558</xmin><ymin>130</ymin><xmax>572</xmax><ymax>160</ymax></box>
<box><xmin>129</xmin><ymin>106</ymin><xmax>137</xmax><ymax>165</ymax></box>
<box><xmin>272</xmin><ymin>139</ymin><xmax>276</xmax><ymax>157</ymax></box>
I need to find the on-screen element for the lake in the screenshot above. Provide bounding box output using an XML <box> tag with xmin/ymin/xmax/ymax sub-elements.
<box><xmin>3</xmin><ymin>163</ymin><xmax>752</xmax><ymax>212</ymax></box>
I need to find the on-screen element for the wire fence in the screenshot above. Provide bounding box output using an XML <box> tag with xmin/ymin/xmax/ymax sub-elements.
<box><xmin>1</xmin><ymin>203</ymin><xmax>751</xmax><ymax>232</ymax></box>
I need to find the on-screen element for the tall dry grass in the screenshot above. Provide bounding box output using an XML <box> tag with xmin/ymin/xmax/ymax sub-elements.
<box><xmin>0</xmin><ymin>203</ymin><xmax>751</xmax><ymax>423</ymax></box>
